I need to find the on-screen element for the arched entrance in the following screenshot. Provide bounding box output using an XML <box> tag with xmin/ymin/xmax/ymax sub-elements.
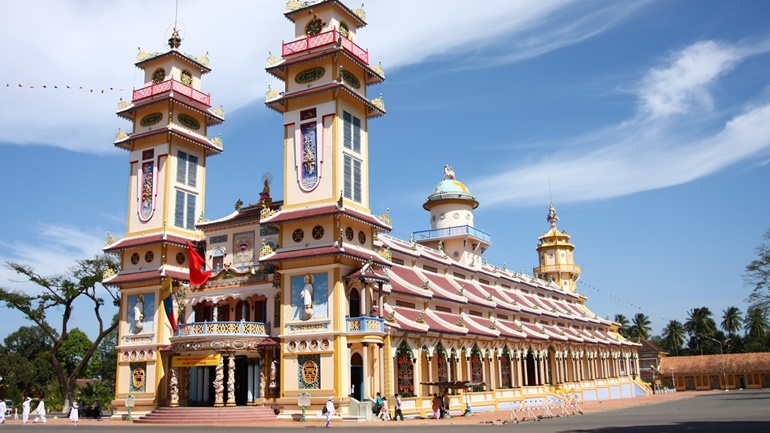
<box><xmin>350</xmin><ymin>353</ymin><xmax>364</xmax><ymax>401</ymax></box>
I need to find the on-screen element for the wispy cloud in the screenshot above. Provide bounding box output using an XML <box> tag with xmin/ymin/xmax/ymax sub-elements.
<box><xmin>0</xmin><ymin>0</ymin><xmax>641</xmax><ymax>154</ymax></box>
<box><xmin>473</xmin><ymin>39</ymin><xmax>770</xmax><ymax>207</ymax></box>
<box><xmin>0</xmin><ymin>223</ymin><xmax>106</xmax><ymax>293</ymax></box>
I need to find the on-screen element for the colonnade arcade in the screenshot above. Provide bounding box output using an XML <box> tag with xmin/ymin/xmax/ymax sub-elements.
<box><xmin>392</xmin><ymin>339</ymin><xmax>640</xmax><ymax>397</ymax></box>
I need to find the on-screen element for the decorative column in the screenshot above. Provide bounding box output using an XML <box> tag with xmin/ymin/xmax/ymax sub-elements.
<box><xmin>520</xmin><ymin>351</ymin><xmax>528</xmax><ymax>387</ymax></box>
<box><xmin>378</xmin><ymin>343</ymin><xmax>385</xmax><ymax>398</ymax></box>
<box><xmin>427</xmin><ymin>356</ymin><xmax>433</xmax><ymax>396</ymax></box>
<box><xmin>226</xmin><ymin>354</ymin><xmax>236</xmax><ymax>406</ymax></box>
<box><xmin>214</xmin><ymin>354</ymin><xmax>224</xmax><ymax>406</ymax></box>
<box><xmin>169</xmin><ymin>366</ymin><xmax>179</xmax><ymax>407</ymax></box>
<box><xmin>362</xmin><ymin>343</ymin><xmax>369</xmax><ymax>398</ymax></box>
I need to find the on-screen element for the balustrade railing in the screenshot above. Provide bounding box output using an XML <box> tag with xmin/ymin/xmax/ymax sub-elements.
<box><xmin>282</xmin><ymin>30</ymin><xmax>369</xmax><ymax>65</ymax></box>
<box><xmin>175</xmin><ymin>321</ymin><xmax>270</xmax><ymax>337</ymax></box>
<box><xmin>412</xmin><ymin>225</ymin><xmax>491</xmax><ymax>243</ymax></box>
<box><xmin>132</xmin><ymin>79</ymin><xmax>211</xmax><ymax>106</ymax></box>
<box><xmin>346</xmin><ymin>316</ymin><xmax>384</xmax><ymax>333</ymax></box>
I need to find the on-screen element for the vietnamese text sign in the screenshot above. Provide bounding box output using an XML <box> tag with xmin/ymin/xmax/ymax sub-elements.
<box><xmin>172</xmin><ymin>354</ymin><xmax>221</xmax><ymax>367</ymax></box>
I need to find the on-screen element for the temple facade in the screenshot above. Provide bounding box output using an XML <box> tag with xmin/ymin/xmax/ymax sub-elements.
<box><xmin>105</xmin><ymin>0</ymin><xmax>645</xmax><ymax>420</ymax></box>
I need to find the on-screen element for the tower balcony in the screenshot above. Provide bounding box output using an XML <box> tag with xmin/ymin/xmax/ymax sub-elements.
<box><xmin>133</xmin><ymin>78</ymin><xmax>211</xmax><ymax>107</ymax></box>
<box><xmin>533</xmin><ymin>264</ymin><xmax>581</xmax><ymax>274</ymax></box>
<box><xmin>412</xmin><ymin>225</ymin><xmax>492</xmax><ymax>243</ymax></box>
<box><xmin>282</xmin><ymin>29</ymin><xmax>369</xmax><ymax>65</ymax></box>
<box><xmin>345</xmin><ymin>316</ymin><xmax>385</xmax><ymax>333</ymax></box>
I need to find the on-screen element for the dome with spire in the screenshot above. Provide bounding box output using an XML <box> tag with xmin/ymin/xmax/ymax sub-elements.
<box><xmin>423</xmin><ymin>165</ymin><xmax>479</xmax><ymax>210</ymax></box>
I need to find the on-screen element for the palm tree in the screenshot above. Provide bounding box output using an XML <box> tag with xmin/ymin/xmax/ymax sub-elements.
<box><xmin>720</xmin><ymin>306</ymin><xmax>743</xmax><ymax>342</ymax></box>
<box><xmin>661</xmin><ymin>320</ymin><xmax>686</xmax><ymax>355</ymax></box>
<box><xmin>614</xmin><ymin>314</ymin><xmax>630</xmax><ymax>338</ymax></box>
<box><xmin>744</xmin><ymin>306</ymin><xmax>769</xmax><ymax>339</ymax></box>
<box><xmin>629</xmin><ymin>313</ymin><xmax>652</xmax><ymax>341</ymax></box>
<box><xmin>684</xmin><ymin>307</ymin><xmax>717</xmax><ymax>354</ymax></box>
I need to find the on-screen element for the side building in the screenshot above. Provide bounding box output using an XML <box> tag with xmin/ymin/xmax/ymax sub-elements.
<box><xmin>105</xmin><ymin>0</ymin><xmax>644</xmax><ymax>420</ymax></box>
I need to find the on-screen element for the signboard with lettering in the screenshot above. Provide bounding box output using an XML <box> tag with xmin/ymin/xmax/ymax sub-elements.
<box><xmin>171</xmin><ymin>354</ymin><xmax>221</xmax><ymax>368</ymax></box>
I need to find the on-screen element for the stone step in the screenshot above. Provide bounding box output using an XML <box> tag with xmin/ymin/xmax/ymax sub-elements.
<box><xmin>134</xmin><ymin>406</ymin><xmax>278</xmax><ymax>425</ymax></box>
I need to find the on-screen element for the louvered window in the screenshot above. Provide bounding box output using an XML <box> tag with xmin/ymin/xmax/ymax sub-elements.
<box><xmin>174</xmin><ymin>189</ymin><xmax>197</xmax><ymax>230</ymax></box>
<box><xmin>343</xmin><ymin>154</ymin><xmax>362</xmax><ymax>203</ymax></box>
<box><xmin>343</xmin><ymin>111</ymin><xmax>361</xmax><ymax>153</ymax></box>
<box><xmin>176</xmin><ymin>150</ymin><xmax>198</xmax><ymax>187</ymax></box>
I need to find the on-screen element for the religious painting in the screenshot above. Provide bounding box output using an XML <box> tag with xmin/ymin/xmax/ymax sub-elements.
<box><xmin>299</xmin><ymin>122</ymin><xmax>319</xmax><ymax>190</ymax></box>
<box><xmin>233</xmin><ymin>231</ymin><xmax>254</xmax><ymax>263</ymax></box>
<box><xmin>128</xmin><ymin>293</ymin><xmax>154</xmax><ymax>334</ymax></box>
<box><xmin>298</xmin><ymin>354</ymin><xmax>320</xmax><ymax>389</ymax></box>
<box><xmin>291</xmin><ymin>273</ymin><xmax>328</xmax><ymax>320</ymax></box>
<box><xmin>138</xmin><ymin>160</ymin><xmax>155</xmax><ymax>221</ymax></box>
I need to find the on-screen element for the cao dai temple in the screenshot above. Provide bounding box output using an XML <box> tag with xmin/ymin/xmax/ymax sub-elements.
<box><xmin>103</xmin><ymin>0</ymin><xmax>646</xmax><ymax>421</ymax></box>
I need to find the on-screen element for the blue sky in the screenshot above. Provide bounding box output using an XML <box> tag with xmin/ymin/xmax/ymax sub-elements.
<box><xmin>1</xmin><ymin>0</ymin><xmax>769</xmax><ymax>343</ymax></box>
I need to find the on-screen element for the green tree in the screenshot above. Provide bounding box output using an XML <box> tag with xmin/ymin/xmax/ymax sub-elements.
<box><xmin>661</xmin><ymin>320</ymin><xmax>686</xmax><ymax>355</ymax></box>
<box><xmin>744</xmin><ymin>306</ymin><xmax>768</xmax><ymax>339</ymax></box>
<box><xmin>628</xmin><ymin>313</ymin><xmax>651</xmax><ymax>341</ymax></box>
<box><xmin>0</xmin><ymin>254</ymin><xmax>119</xmax><ymax>414</ymax></box>
<box><xmin>613</xmin><ymin>314</ymin><xmax>630</xmax><ymax>338</ymax></box>
<box><xmin>86</xmin><ymin>316</ymin><xmax>118</xmax><ymax>384</ymax></box>
<box><xmin>745</xmin><ymin>229</ymin><xmax>770</xmax><ymax>310</ymax></box>
<box><xmin>720</xmin><ymin>306</ymin><xmax>743</xmax><ymax>341</ymax></box>
<box><xmin>57</xmin><ymin>328</ymin><xmax>93</xmax><ymax>376</ymax></box>
<box><xmin>0</xmin><ymin>328</ymin><xmax>56</xmax><ymax>397</ymax></box>
<box><xmin>684</xmin><ymin>307</ymin><xmax>717</xmax><ymax>354</ymax></box>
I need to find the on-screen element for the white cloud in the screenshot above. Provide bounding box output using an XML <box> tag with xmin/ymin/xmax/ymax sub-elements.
<box><xmin>0</xmin><ymin>0</ymin><xmax>640</xmax><ymax>153</ymax></box>
<box><xmin>638</xmin><ymin>41</ymin><xmax>742</xmax><ymax>119</ymax></box>
<box><xmin>0</xmin><ymin>223</ymin><xmax>106</xmax><ymax>294</ymax></box>
<box><xmin>473</xmin><ymin>40</ymin><xmax>770</xmax><ymax>208</ymax></box>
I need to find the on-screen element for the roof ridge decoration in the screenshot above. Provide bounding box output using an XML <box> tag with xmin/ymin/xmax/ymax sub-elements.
<box><xmin>104</xmin><ymin>231</ymin><xmax>118</xmax><ymax>247</ymax></box>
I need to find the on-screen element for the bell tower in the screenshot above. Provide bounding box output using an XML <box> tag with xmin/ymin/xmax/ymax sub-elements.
<box><xmin>533</xmin><ymin>203</ymin><xmax>581</xmax><ymax>292</ymax></box>
<box><xmin>105</xmin><ymin>28</ymin><xmax>224</xmax><ymax>416</ymax></box>
<box><xmin>266</xmin><ymin>0</ymin><xmax>385</xmax><ymax>212</ymax></box>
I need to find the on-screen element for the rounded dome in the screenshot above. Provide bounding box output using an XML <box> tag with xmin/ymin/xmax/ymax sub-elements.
<box><xmin>424</xmin><ymin>179</ymin><xmax>479</xmax><ymax>209</ymax></box>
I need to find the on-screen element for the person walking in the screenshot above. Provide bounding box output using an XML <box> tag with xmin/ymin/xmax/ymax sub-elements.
<box><xmin>324</xmin><ymin>397</ymin><xmax>336</xmax><ymax>428</ymax></box>
<box><xmin>0</xmin><ymin>398</ymin><xmax>6</xmax><ymax>424</ymax></box>
<box><xmin>393</xmin><ymin>394</ymin><xmax>404</xmax><ymax>421</ymax></box>
<box><xmin>432</xmin><ymin>393</ymin><xmax>442</xmax><ymax>420</ymax></box>
<box><xmin>378</xmin><ymin>398</ymin><xmax>391</xmax><ymax>421</ymax></box>
<box><xmin>69</xmin><ymin>402</ymin><xmax>79</xmax><ymax>424</ymax></box>
<box><xmin>34</xmin><ymin>397</ymin><xmax>46</xmax><ymax>424</ymax></box>
<box><xmin>21</xmin><ymin>397</ymin><xmax>31</xmax><ymax>424</ymax></box>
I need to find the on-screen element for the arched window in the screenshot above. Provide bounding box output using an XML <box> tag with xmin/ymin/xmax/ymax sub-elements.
<box><xmin>470</xmin><ymin>346</ymin><xmax>484</xmax><ymax>391</ymax></box>
<box><xmin>349</xmin><ymin>287</ymin><xmax>361</xmax><ymax>317</ymax></box>
<box><xmin>500</xmin><ymin>348</ymin><xmax>512</xmax><ymax>388</ymax></box>
<box><xmin>396</xmin><ymin>342</ymin><xmax>414</xmax><ymax>397</ymax></box>
<box><xmin>436</xmin><ymin>344</ymin><xmax>449</xmax><ymax>382</ymax></box>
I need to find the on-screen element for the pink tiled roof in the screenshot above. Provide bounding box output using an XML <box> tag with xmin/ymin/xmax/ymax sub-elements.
<box><xmin>261</xmin><ymin>204</ymin><xmax>391</xmax><ymax>230</ymax></box>
<box><xmin>103</xmin><ymin>269</ymin><xmax>189</xmax><ymax>286</ymax></box>
<box><xmin>260</xmin><ymin>244</ymin><xmax>389</xmax><ymax>266</ymax></box>
<box><xmin>103</xmin><ymin>233</ymin><xmax>195</xmax><ymax>252</ymax></box>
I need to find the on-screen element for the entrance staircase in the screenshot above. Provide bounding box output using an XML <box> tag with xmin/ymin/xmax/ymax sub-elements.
<box><xmin>134</xmin><ymin>406</ymin><xmax>278</xmax><ymax>425</ymax></box>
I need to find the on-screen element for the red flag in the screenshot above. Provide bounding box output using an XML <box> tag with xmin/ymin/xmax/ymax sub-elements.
<box><xmin>186</xmin><ymin>242</ymin><xmax>211</xmax><ymax>286</ymax></box>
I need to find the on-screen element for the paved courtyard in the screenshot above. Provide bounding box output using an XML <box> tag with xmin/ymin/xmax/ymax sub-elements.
<box><xmin>3</xmin><ymin>389</ymin><xmax>769</xmax><ymax>432</ymax></box>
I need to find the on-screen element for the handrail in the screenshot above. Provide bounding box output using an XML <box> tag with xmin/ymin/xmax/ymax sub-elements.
<box><xmin>175</xmin><ymin>321</ymin><xmax>270</xmax><ymax>337</ymax></box>
<box><xmin>132</xmin><ymin>79</ymin><xmax>211</xmax><ymax>106</ymax></box>
<box><xmin>282</xmin><ymin>29</ymin><xmax>369</xmax><ymax>65</ymax></box>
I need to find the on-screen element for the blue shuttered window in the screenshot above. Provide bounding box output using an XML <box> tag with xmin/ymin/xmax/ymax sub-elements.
<box><xmin>174</xmin><ymin>189</ymin><xmax>197</xmax><ymax>230</ymax></box>
<box><xmin>177</xmin><ymin>150</ymin><xmax>198</xmax><ymax>187</ymax></box>
<box><xmin>343</xmin><ymin>154</ymin><xmax>362</xmax><ymax>203</ymax></box>
<box><xmin>343</xmin><ymin>111</ymin><xmax>361</xmax><ymax>153</ymax></box>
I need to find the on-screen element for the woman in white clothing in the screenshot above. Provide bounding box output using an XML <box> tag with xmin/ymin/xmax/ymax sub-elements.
<box><xmin>21</xmin><ymin>397</ymin><xmax>31</xmax><ymax>424</ymax></box>
<box><xmin>324</xmin><ymin>397</ymin><xmax>336</xmax><ymax>428</ymax></box>
<box><xmin>34</xmin><ymin>397</ymin><xmax>46</xmax><ymax>424</ymax></box>
<box><xmin>70</xmin><ymin>402</ymin><xmax>79</xmax><ymax>424</ymax></box>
